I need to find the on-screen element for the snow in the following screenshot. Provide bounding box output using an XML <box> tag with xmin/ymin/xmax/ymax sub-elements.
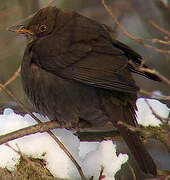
<box><xmin>0</xmin><ymin>98</ymin><xmax>169</xmax><ymax>179</ymax></box>
<box><xmin>136</xmin><ymin>98</ymin><xmax>169</xmax><ymax>126</ymax></box>
<box><xmin>0</xmin><ymin>109</ymin><xmax>127</xmax><ymax>179</ymax></box>
<box><xmin>82</xmin><ymin>141</ymin><xmax>128</xmax><ymax>180</ymax></box>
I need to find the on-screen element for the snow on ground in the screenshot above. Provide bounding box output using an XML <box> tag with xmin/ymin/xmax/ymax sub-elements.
<box><xmin>0</xmin><ymin>98</ymin><xmax>169</xmax><ymax>179</ymax></box>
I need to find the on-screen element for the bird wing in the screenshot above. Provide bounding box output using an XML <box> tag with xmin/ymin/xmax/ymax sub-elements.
<box><xmin>31</xmin><ymin>14</ymin><xmax>139</xmax><ymax>93</ymax></box>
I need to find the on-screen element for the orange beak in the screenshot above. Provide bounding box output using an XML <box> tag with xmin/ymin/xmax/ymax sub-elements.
<box><xmin>7</xmin><ymin>25</ymin><xmax>33</xmax><ymax>36</ymax></box>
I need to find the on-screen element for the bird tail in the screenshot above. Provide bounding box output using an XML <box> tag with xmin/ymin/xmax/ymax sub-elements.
<box><xmin>117</xmin><ymin>109</ymin><xmax>157</xmax><ymax>175</ymax></box>
<box><xmin>101</xmin><ymin>95</ymin><xmax>157</xmax><ymax>175</ymax></box>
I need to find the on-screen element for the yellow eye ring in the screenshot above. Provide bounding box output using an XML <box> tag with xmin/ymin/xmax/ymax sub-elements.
<box><xmin>39</xmin><ymin>25</ymin><xmax>47</xmax><ymax>32</ymax></box>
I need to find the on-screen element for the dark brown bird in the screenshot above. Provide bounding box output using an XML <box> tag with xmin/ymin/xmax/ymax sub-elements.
<box><xmin>9</xmin><ymin>6</ymin><xmax>160</xmax><ymax>175</ymax></box>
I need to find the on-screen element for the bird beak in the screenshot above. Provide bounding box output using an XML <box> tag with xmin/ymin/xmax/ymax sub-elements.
<box><xmin>7</xmin><ymin>25</ymin><xmax>33</xmax><ymax>36</ymax></box>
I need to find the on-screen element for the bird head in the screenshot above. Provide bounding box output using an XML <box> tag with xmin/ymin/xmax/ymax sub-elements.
<box><xmin>8</xmin><ymin>6</ymin><xmax>58</xmax><ymax>42</ymax></box>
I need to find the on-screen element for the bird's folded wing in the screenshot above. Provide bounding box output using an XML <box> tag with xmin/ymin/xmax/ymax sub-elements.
<box><xmin>31</xmin><ymin>14</ymin><xmax>140</xmax><ymax>93</ymax></box>
<box><xmin>60</xmin><ymin>46</ymin><xmax>139</xmax><ymax>93</ymax></box>
<box><xmin>32</xmin><ymin>35</ymin><xmax>139</xmax><ymax>93</ymax></box>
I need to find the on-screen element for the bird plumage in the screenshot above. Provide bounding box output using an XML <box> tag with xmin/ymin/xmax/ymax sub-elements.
<box><xmin>12</xmin><ymin>6</ymin><xmax>160</xmax><ymax>175</ymax></box>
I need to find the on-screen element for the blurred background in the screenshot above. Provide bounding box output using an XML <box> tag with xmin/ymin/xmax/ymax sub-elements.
<box><xmin>0</xmin><ymin>0</ymin><xmax>170</xmax><ymax>179</ymax></box>
<box><xmin>0</xmin><ymin>0</ymin><xmax>170</xmax><ymax>107</ymax></box>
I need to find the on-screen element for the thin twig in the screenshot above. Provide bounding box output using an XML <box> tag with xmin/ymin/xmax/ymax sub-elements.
<box><xmin>45</xmin><ymin>0</ymin><xmax>56</xmax><ymax>7</ymax></box>
<box><xmin>139</xmin><ymin>89</ymin><xmax>170</xmax><ymax>101</ymax></box>
<box><xmin>139</xmin><ymin>67</ymin><xmax>170</xmax><ymax>86</ymax></box>
<box><xmin>151</xmin><ymin>38</ymin><xmax>170</xmax><ymax>45</ymax></box>
<box><xmin>159</xmin><ymin>0</ymin><xmax>169</xmax><ymax>8</ymax></box>
<box><xmin>47</xmin><ymin>130</ymin><xmax>86</xmax><ymax>180</ymax></box>
<box><xmin>5</xmin><ymin>143</ymin><xmax>20</xmax><ymax>154</ymax></box>
<box><xmin>150</xmin><ymin>20</ymin><xmax>170</xmax><ymax>37</ymax></box>
<box><xmin>98</xmin><ymin>166</ymin><xmax>105</xmax><ymax>180</ymax></box>
<box><xmin>0</xmin><ymin>66</ymin><xmax>21</xmax><ymax>93</ymax></box>
<box><xmin>101</xmin><ymin>0</ymin><xmax>170</xmax><ymax>54</ymax></box>
<box><xmin>102</xmin><ymin>0</ymin><xmax>139</xmax><ymax>40</ymax></box>
<box><xmin>0</xmin><ymin>82</ymin><xmax>41</xmax><ymax>122</ymax></box>
<box><xmin>127</xmin><ymin>162</ymin><xmax>137</xmax><ymax>180</ymax></box>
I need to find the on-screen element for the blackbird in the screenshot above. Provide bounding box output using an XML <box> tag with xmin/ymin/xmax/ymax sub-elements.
<box><xmin>9</xmin><ymin>6</ymin><xmax>161</xmax><ymax>175</ymax></box>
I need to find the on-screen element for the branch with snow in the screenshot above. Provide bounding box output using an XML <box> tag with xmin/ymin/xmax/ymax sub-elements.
<box><xmin>0</xmin><ymin>97</ymin><xmax>170</xmax><ymax>179</ymax></box>
<box><xmin>0</xmin><ymin>109</ymin><xmax>129</xmax><ymax>180</ymax></box>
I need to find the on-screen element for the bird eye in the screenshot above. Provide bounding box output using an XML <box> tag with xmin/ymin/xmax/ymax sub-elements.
<box><xmin>39</xmin><ymin>25</ymin><xmax>47</xmax><ymax>32</ymax></box>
